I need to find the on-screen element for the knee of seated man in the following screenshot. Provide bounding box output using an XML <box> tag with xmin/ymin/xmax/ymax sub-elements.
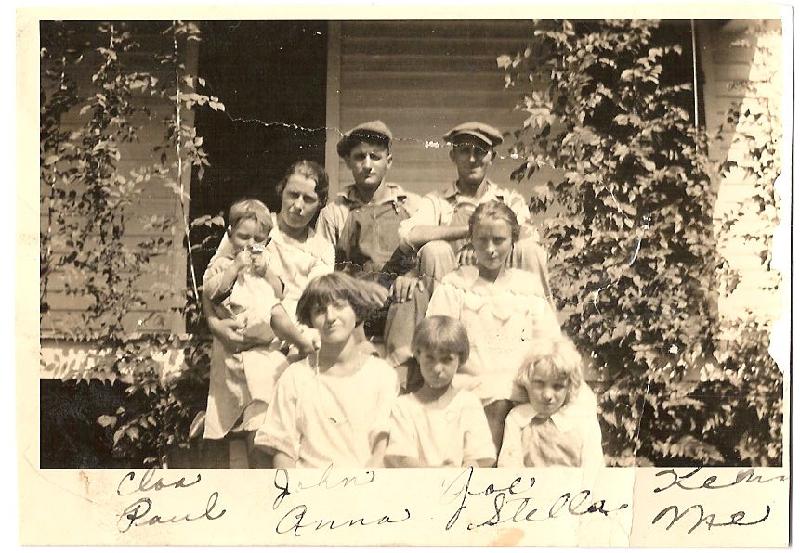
<box><xmin>512</xmin><ymin>237</ymin><xmax>548</xmax><ymax>272</ymax></box>
<box><xmin>418</xmin><ymin>239</ymin><xmax>454</xmax><ymax>261</ymax></box>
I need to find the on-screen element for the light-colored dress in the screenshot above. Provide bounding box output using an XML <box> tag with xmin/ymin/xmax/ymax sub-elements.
<box><xmin>254</xmin><ymin>354</ymin><xmax>399</xmax><ymax>468</ymax></box>
<box><xmin>426</xmin><ymin>265</ymin><xmax>560</xmax><ymax>405</ymax></box>
<box><xmin>202</xmin><ymin>253</ymin><xmax>288</xmax><ymax>440</ymax></box>
<box><xmin>497</xmin><ymin>383</ymin><xmax>605</xmax><ymax>472</ymax></box>
<box><xmin>264</xmin><ymin>225</ymin><xmax>335</xmax><ymax>324</ymax></box>
<box><xmin>386</xmin><ymin>389</ymin><xmax>496</xmax><ymax>467</ymax></box>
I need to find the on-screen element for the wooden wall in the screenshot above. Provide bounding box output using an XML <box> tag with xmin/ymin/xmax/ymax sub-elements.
<box><xmin>40</xmin><ymin>21</ymin><xmax>193</xmax><ymax>339</ymax></box>
<box><xmin>697</xmin><ymin>19</ymin><xmax>783</xmax><ymax>324</ymax></box>
<box><xmin>325</xmin><ymin>20</ymin><xmax>562</xmax><ymax>200</ymax></box>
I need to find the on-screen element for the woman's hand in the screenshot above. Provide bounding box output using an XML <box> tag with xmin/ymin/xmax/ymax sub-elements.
<box><xmin>203</xmin><ymin>292</ymin><xmax>248</xmax><ymax>352</ymax></box>
<box><xmin>208</xmin><ymin>316</ymin><xmax>248</xmax><ymax>353</ymax></box>
<box><xmin>295</xmin><ymin>334</ymin><xmax>318</xmax><ymax>356</ymax></box>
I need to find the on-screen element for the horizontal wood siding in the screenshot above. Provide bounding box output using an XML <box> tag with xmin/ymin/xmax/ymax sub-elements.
<box><xmin>41</xmin><ymin>21</ymin><xmax>193</xmax><ymax>338</ymax></box>
<box><xmin>329</xmin><ymin>20</ymin><xmax>545</xmax><ymax>200</ymax></box>
<box><xmin>699</xmin><ymin>20</ymin><xmax>783</xmax><ymax>323</ymax></box>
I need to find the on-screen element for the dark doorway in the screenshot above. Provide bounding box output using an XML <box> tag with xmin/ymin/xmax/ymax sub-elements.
<box><xmin>189</xmin><ymin>21</ymin><xmax>329</xmax><ymax>277</ymax></box>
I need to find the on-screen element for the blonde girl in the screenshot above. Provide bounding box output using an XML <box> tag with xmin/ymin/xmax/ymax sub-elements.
<box><xmin>498</xmin><ymin>335</ymin><xmax>604</xmax><ymax>471</ymax></box>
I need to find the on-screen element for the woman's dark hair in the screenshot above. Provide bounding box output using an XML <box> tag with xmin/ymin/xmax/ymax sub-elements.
<box><xmin>275</xmin><ymin>160</ymin><xmax>330</xmax><ymax>210</ymax></box>
<box><xmin>295</xmin><ymin>272</ymin><xmax>387</xmax><ymax>328</ymax></box>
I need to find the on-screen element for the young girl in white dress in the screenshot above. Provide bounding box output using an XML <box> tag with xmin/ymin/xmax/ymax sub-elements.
<box><xmin>255</xmin><ymin>272</ymin><xmax>398</xmax><ymax>468</ymax></box>
<box><xmin>426</xmin><ymin>200</ymin><xmax>561</xmax><ymax>453</ymax></box>
<box><xmin>498</xmin><ymin>335</ymin><xmax>604</xmax><ymax>472</ymax></box>
<box><xmin>385</xmin><ymin>315</ymin><xmax>496</xmax><ymax>468</ymax></box>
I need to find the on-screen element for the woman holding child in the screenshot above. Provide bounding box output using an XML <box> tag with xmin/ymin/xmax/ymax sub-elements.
<box><xmin>201</xmin><ymin>160</ymin><xmax>334</xmax><ymax>463</ymax></box>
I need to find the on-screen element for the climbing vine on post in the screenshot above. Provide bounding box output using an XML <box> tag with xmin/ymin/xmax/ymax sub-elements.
<box><xmin>40</xmin><ymin>20</ymin><xmax>225</xmax><ymax>466</ymax></box>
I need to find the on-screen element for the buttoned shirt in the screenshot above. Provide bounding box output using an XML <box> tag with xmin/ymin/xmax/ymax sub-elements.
<box><xmin>398</xmin><ymin>179</ymin><xmax>532</xmax><ymax>250</ymax></box>
<box><xmin>316</xmin><ymin>181</ymin><xmax>421</xmax><ymax>247</ymax></box>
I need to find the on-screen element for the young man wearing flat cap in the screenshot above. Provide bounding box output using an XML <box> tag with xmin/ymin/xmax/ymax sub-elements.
<box><xmin>394</xmin><ymin>121</ymin><xmax>553</xmax><ymax>302</ymax></box>
<box><xmin>317</xmin><ymin>120</ymin><xmax>422</xmax><ymax>367</ymax></box>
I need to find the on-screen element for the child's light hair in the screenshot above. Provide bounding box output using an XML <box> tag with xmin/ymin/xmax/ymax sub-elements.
<box><xmin>228</xmin><ymin>198</ymin><xmax>272</xmax><ymax>236</ymax></box>
<box><xmin>516</xmin><ymin>335</ymin><xmax>584</xmax><ymax>405</ymax></box>
<box><xmin>412</xmin><ymin>315</ymin><xmax>470</xmax><ymax>366</ymax></box>
<box><xmin>468</xmin><ymin>199</ymin><xmax>520</xmax><ymax>243</ymax></box>
<box><xmin>296</xmin><ymin>272</ymin><xmax>387</xmax><ymax>327</ymax></box>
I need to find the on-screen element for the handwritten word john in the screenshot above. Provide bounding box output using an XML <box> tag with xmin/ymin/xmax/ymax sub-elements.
<box><xmin>272</xmin><ymin>464</ymin><xmax>375</xmax><ymax>510</ymax></box>
<box><xmin>271</xmin><ymin>465</ymin><xmax>411</xmax><ymax>537</ymax></box>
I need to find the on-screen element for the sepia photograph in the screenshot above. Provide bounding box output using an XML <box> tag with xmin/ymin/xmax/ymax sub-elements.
<box><xmin>23</xmin><ymin>8</ymin><xmax>791</xmax><ymax>546</ymax></box>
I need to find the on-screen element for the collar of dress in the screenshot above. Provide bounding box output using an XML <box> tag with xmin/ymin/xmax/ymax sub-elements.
<box><xmin>517</xmin><ymin>403</ymin><xmax>575</xmax><ymax>432</ymax></box>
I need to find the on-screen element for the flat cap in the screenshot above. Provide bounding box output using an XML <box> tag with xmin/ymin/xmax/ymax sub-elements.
<box><xmin>443</xmin><ymin>122</ymin><xmax>503</xmax><ymax>148</ymax></box>
<box><xmin>336</xmin><ymin>120</ymin><xmax>393</xmax><ymax>158</ymax></box>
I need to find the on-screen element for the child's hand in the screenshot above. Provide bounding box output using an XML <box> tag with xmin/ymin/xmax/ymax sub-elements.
<box><xmin>234</xmin><ymin>249</ymin><xmax>252</xmax><ymax>271</ymax></box>
<box><xmin>251</xmin><ymin>250</ymin><xmax>269</xmax><ymax>276</ymax></box>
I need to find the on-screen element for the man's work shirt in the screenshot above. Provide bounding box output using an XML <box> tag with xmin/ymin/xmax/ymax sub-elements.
<box><xmin>316</xmin><ymin>181</ymin><xmax>420</xmax><ymax>277</ymax></box>
<box><xmin>398</xmin><ymin>179</ymin><xmax>532</xmax><ymax>251</ymax></box>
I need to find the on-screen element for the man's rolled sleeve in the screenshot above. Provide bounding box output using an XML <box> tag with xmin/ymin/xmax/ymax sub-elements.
<box><xmin>398</xmin><ymin>195</ymin><xmax>439</xmax><ymax>251</ymax></box>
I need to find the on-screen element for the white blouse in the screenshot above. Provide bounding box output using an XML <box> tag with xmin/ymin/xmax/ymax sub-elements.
<box><xmin>426</xmin><ymin>266</ymin><xmax>561</xmax><ymax>405</ymax></box>
<box><xmin>255</xmin><ymin>355</ymin><xmax>399</xmax><ymax>468</ymax></box>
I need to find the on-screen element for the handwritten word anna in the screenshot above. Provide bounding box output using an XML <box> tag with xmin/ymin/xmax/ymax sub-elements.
<box><xmin>272</xmin><ymin>466</ymin><xmax>411</xmax><ymax>537</ymax></box>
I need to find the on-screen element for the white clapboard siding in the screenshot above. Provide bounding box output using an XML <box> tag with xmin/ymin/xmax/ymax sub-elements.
<box><xmin>40</xmin><ymin>22</ymin><xmax>195</xmax><ymax>338</ymax></box>
<box><xmin>698</xmin><ymin>20</ymin><xmax>783</xmax><ymax>323</ymax></box>
<box><xmin>326</xmin><ymin>20</ymin><xmax>542</xmax><ymax>201</ymax></box>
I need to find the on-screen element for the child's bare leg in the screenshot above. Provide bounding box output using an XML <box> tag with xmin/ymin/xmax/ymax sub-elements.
<box><xmin>484</xmin><ymin>400</ymin><xmax>514</xmax><ymax>458</ymax></box>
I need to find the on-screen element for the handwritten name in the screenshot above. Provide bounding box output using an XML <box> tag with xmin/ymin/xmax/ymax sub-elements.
<box><xmin>652</xmin><ymin>468</ymin><xmax>787</xmax><ymax>493</ymax></box>
<box><xmin>272</xmin><ymin>464</ymin><xmax>376</xmax><ymax>510</ymax></box>
<box><xmin>116</xmin><ymin>470</ymin><xmax>226</xmax><ymax>533</ymax></box>
<box><xmin>276</xmin><ymin>504</ymin><xmax>412</xmax><ymax>536</ymax></box>
<box><xmin>271</xmin><ymin>465</ymin><xmax>411</xmax><ymax>536</ymax></box>
<box><xmin>117</xmin><ymin>492</ymin><xmax>227</xmax><ymax>533</ymax></box>
<box><xmin>652</xmin><ymin>504</ymin><xmax>770</xmax><ymax>534</ymax></box>
<box><xmin>117</xmin><ymin>468</ymin><xmax>202</xmax><ymax>496</ymax></box>
<box><xmin>441</xmin><ymin>466</ymin><xmax>628</xmax><ymax>531</ymax></box>
<box><xmin>650</xmin><ymin>468</ymin><xmax>782</xmax><ymax>534</ymax></box>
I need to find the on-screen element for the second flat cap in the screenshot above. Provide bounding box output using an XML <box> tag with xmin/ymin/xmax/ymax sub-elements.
<box><xmin>443</xmin><ymin>121</ymin><xmax>503</xmax><ymax>148</ymax></box>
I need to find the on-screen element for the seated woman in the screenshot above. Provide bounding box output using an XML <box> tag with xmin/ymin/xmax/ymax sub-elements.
<box><xmin>205</xmin><ymin>160</ymin><xmax>334</xmax><ymax>352</ymax></box>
